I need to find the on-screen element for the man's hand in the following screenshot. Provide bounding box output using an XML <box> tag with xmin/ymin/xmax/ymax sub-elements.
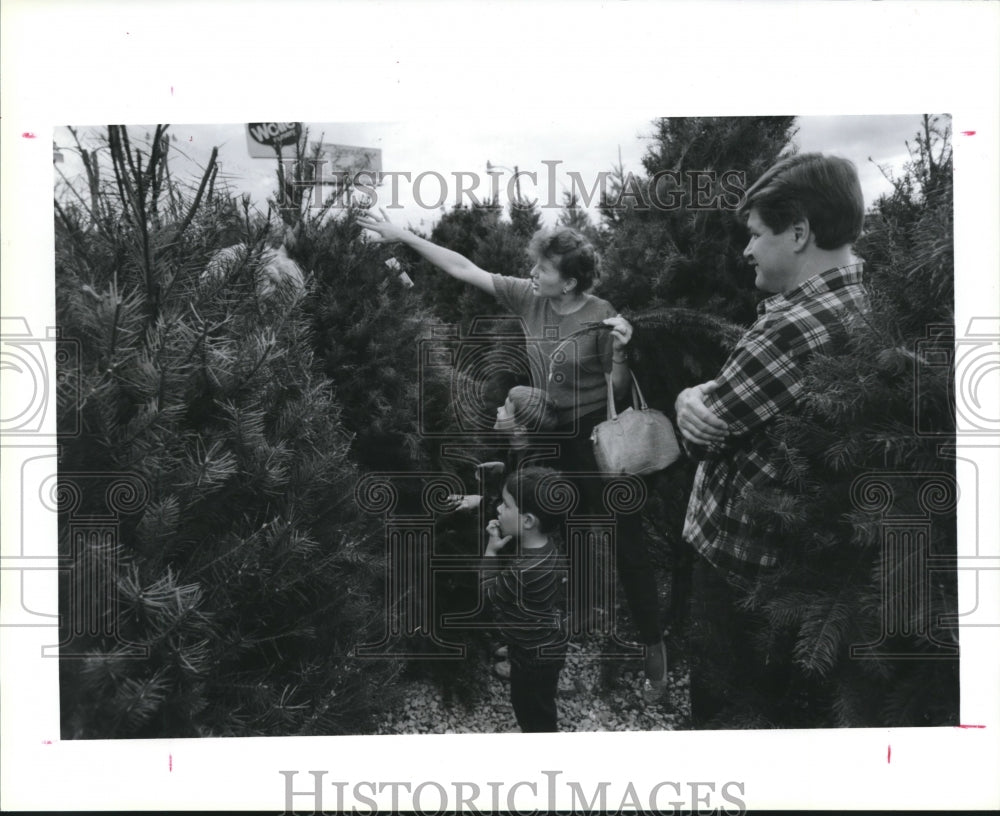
<box><xmin>485</xmin><ymin>520</ymin><xmax>512</xmax><ymax>556</ymax></box>
<box><xmin>675</xmin><ymin>380</ymin><xmax>728</xmax><ymax>446</ymax></box>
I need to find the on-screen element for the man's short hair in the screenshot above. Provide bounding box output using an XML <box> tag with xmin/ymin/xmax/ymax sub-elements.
<box><xmin>739</xmin><ymin>153</ymin><xmax>865</xmax><ymax>249</ymax></box>
<box><xmin>527</xmin><ymin>227</ymin><xmax>599</xmax><ymax>292</ymax></box>
<box><xmin>503</xmin><ymin>466</ymin><xmax>565</xmax><ymax>534</ymax></box>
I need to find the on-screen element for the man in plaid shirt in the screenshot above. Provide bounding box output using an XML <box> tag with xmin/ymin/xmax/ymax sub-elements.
<box><xmin>674</xmin><ymin>153</ymin><xmax>870</xmax><ymax>727</ymax></box>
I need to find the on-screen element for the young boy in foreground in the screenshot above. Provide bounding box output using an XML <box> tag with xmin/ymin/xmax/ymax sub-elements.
<box><xmin>482</xmin><ymin>466</ymin><xmax>567</xmax><ymax>732</ymax></box>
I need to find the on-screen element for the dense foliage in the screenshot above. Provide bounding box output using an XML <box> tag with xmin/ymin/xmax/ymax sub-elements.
<box><xmin>55</xmin><ymin>127</ymin><xmax>405</xmax><ymax>737</ymax></box>
<box><xmin>54</xmin><ymin>115</ymin><xmax>957</xmax><ymax>734</ymax></box>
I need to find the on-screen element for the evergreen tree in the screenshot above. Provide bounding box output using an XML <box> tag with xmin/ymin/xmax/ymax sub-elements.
<box><xmin>295</xmin><ymin>207</ymin><xmax>449</xmax><ymax>471</ymax></box>
<box><xmin>260</xmin><ymin>131</ymin><xmax>465</xmax><ymax>471</ymax></box>
<box><xmin>403</xmin><ymin>200</ymin><xmax>543</xmax><ymax>427</ymax></box>
<box><xmin>55</xmin><ymin>126</ymin><xmax>401</xmax><ymax>738</ymax></box>
<box><xmin>268</xmin><ymin>158</ymin><xmax>513</xmax><ymax>697</ymax></box>
<box><xmin>508</xmin><ymin>195</ymin><xmax>543</xmax><ymax>241</ymax></box>
<box><xmin>411</xmin><ymin>202</ymin><xmax>508</xmax><ymax>327</ymax></box>
<box><xmin>596</xmin><ymin>116</ymin><xmax>798</xmax><ymax>322</ymax></box>
<box><xmin>731</xmin><ymin>115</ymin><xmax>958</xmax><ymax>727</ymax></box>
<box><xmin>556</xmin><ymin>191</ymin><xmax>601</xmax><ymax>246</ymax></box>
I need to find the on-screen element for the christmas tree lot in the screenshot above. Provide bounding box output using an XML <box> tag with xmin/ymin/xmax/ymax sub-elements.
<box><xmin>54</xmin><ymin>116</ymin><xmax>958</xmax><ymax>735</ymax></box>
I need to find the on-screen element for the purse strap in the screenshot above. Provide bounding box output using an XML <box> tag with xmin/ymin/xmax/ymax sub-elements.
<box><xmin>630</xmin><ymin>370</ymin><xmax>650</xmax><ymax>410</ymax></box>
<box><xmin>546</xmin><ymin>322</ymin><xmax>609</xmax><ymax>383</ymax></box>
<box><xmin>546</xmin><ymin>321</ymin><xmax>651</xmax><ymax>419</ymax></box>
<box><xmin>603</xmin><ymin>369</ymin><xmax>650</xmax><ymax>420</ymax></box>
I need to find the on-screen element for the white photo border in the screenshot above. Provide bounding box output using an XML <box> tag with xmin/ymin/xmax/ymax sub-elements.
<box><xmin>2</xmin><ymin>1</ymin><xmax>998</xmax><ymax>811</ymax></box>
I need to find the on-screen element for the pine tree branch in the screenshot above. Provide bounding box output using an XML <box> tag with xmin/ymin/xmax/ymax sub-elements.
<box><xmin>54</xmin><ymin>161</ymin><xmax>106</xmax><ymax>234</ymax></box>
<box><xmin>174</xmin><ymin>146</ymin><xmax>219</xmax><ymax>244</ymax></box>
<box><xmin>108</xmin><ymin>128</ymin><xmax>136</xmax><ymax>226</ymax></box>
<box><xmin>67</xmin><ymin>126</ymin><xmax>108</xmax><ymax>229</ymax></box>
<box><xmin>206</xmin><ymin>161</ymin><xmax>218</xmax><ymax>205</ymax></box>
<box><xmin>146</xmin><ymin>125</ymin><xmax>168</xmax><ymax>229</ymax></box>
<box><xmin>53</xmin><ymin>198</ymin><xmax>94</xmax><ymax>270</ymax></box>
<box><xmin>106</xmin><ymin>127</ymin><xmax>162</xmax><ymax>316</ymax></box>
<box><xmin>107</xmin><ymin>288</ymin><xmax>124</xmax><ymax>369</ymax></box>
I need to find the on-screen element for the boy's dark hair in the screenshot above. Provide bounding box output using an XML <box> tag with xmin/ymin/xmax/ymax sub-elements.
<box><xmin>527</xmin><ymin>227</ymin><xmax>598</xmax><ymax>292</ymax></box>
<box><xmin>739</xmin><ymin>153</ymin><xmax>865</xmax><ymax>249</ymax></box>
<box><xmin>503</xmin><ymin>466</ymin><xmax>566</xmax><ymax>535</ymax></box>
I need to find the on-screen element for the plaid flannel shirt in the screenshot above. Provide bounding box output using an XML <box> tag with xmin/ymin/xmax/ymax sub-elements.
<box><xmin>682</xmin><ymin>263</ymin><xmax>869</xmax><ymax>571</ymax></box>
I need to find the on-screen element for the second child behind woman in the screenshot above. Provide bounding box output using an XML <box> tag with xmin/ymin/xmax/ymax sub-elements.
<box><xmin>447</xmin><ymin>385</ymin><xmax>559</xmax><ymax>514</ymax></box>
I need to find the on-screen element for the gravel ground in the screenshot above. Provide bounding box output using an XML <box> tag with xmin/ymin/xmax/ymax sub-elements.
<box><xmin>374</xmin><ymin>636</ymin><xmax>692</xmax><ymax>735</ymax></box>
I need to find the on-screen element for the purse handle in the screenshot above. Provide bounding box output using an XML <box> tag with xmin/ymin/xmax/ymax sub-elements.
<box><xmin>546</xmin><ymin>322</ymin><xmax>610</xmax><ymax>384</ymax></box>
<box><xmin>546</xmin><ymin>321</ymin><xmax>654</xmax><ymax>420</ymax></box>
<box><xmin>603</xmin><ymin>370</ymin><xmax>650</xmax><ymax>421</ymax></box>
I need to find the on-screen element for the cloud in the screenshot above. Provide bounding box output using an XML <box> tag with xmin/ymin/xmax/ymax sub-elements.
<box><xmin>795</xmin><ymin>114</ymin><xmax>940</xmax><ymax>204</ymax></box>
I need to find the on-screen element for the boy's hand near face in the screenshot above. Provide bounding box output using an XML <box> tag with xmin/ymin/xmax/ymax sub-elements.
<box><xmin>485</xmin><ymin>520</ymin><xmax>512</xmax><ymax>556</ymax></box>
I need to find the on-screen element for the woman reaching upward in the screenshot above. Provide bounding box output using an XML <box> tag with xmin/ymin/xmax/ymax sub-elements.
<box><xmin>358</xmin><ymin>211</ymin><xmax>669</xmax><ymax>700</ymax></box>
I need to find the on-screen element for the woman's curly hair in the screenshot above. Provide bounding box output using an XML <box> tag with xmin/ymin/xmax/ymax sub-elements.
<box><xmin>527</xmin><ymin>227</ymin><xmax>599</xmax><ymax>292</ymax></box>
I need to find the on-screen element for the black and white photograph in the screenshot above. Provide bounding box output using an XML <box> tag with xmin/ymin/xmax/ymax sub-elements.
<box><xmin>47</xmin><ymin>113</ymin><xmax>960</xmax><ymax>738</ymax></box>
<box><xmin>2</xmin><ymin>2</ymin><xmax>998</xmax><ymax>813</ymax></box>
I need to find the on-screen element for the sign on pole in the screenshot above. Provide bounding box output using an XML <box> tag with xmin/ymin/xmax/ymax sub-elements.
<box><xmin>311</xmin><ymin>143</ymin><xmax>383</xmax><ymax>182</ymax></box>
<box><xmin>246</xmin><ymin>126</ymin><xmax>381</xmax><ymax>182</ymax></box>
<box><xmin>246</xmin><ymin>123</ymin><xmax>305</xmax><ymax>158</ymax></box>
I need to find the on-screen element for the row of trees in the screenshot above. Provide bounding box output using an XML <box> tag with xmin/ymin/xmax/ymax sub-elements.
<box><xmin>54</xmin><ymin>115</ymin><xmax>956</xmax><ymax>735</ymax></box>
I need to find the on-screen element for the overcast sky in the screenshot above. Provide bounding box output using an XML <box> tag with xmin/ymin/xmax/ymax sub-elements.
<box><xmin>55</xmin><ymin>114</ymin><xmax>933</xmax><ymax>232</ymax></box>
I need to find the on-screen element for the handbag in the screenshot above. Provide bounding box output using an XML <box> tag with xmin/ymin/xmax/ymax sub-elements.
<box><xmin>547</xmin><ymin>322</ymin><xmax>681</xmax><ymax>476</ymax></box>
<box><xmin>590</xmin><ymin>371</ymin><xmax>681</xmax><ymax>477</ymax></box>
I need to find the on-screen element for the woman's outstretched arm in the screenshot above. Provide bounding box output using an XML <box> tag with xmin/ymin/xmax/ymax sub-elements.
<box><xmin>358</xmin><ymin>209</ymin><xmax>496</xmax><ymax>295</ymax></box>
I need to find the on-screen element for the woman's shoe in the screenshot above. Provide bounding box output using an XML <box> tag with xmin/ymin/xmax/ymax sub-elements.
<box><xmin>642</xmin><ymin>639</ymin><xmax>668</xmax><ymax>702</ymax></box>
